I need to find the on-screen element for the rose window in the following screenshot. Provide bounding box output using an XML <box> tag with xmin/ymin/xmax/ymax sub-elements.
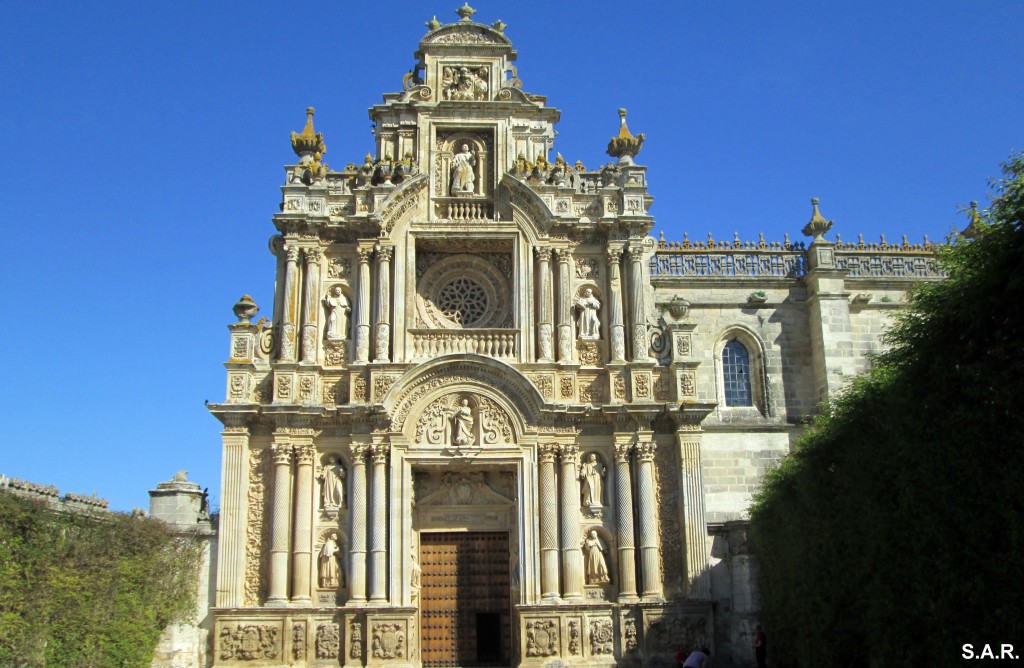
<box><xmin>436</xmin><ymin>277</ymin><xmax>489</xmax><ymax>326</ymax></box>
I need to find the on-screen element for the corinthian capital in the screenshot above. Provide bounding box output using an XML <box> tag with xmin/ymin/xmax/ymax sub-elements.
<box><xmin>294</xmin><ymin>444</ymin><xmax>316</xmax><ymax>466</ymax></box>
<box><xmin>357</xmin><ymin>248</ymin><xmax>374</xmax><ymax>263</ymax></box>
<box><xmin>375</xmin><ymin>245</ymin><xmax>394</xmax><ymax>262</ymax></box>
<box><xmin>534</xmin><ymin>246</ymin><xmax>552</xmax><ymax>263</ymax></box>
<box><xmin>285</xmin><ymin>245</ymin><xmax>301</xmax><ymax>263</ymax></box>
<box><xmin>271</xmin><ymin>443</ymin><xmax>294</xmax><ymax>466</ymax></box>
<box><xmin>614</xmin><ymin>441</ymin><xmax>633</xmax><ymax>463</ymax></box>
<box><xmin>634</xmin><ymin>441</ymin><xmax>657</xmax><ymax>462</ymax></box>
<box><xmin>538</xmin><ymin>443</ymin><xmax>559</xmax><ymax>463</ymax></box>
<box><xmin>554</xmin><ymin>248</ymin><xmax>573</xmax><ymax>264</ymax></box>
<box><xmin>304</xmin><ymin>247</ymin><xmax>322</xmax><ymax>264</ymax></box>
<box><xmin>370</xmin><ymin>443</ymin><xmax>389</xmax><ymax>464</ymax></box>
<box><xmin>626</xmin><ymin>246</ymin><xmax>645</xmax><ymax>263</ymax></box>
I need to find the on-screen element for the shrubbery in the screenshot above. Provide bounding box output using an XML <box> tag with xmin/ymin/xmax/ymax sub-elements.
<box><xmin>750</xmin><ymin>155</ymin><xmax>1024</xmax><ymax>667</ymax></box>
<box><xmin>0</xmin><ymin>491</ymin><xmax>203</xmax><ymax>667</ymax></box>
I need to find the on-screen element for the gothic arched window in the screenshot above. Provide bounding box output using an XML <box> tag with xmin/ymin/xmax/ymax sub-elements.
<box><xmin>722</xmin><ymin>340</ymin><xmax>753</xmax><ymax>407</ymax></box>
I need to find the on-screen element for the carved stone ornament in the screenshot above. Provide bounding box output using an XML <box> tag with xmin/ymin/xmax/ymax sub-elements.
<box><xmin>680</xmin><ymin>372</ymin><xmax>696</xmax><ymax>397</ymax></box>
<box><xmin>578</xmin><ymin>340</ymin><xmax>600</xmax><ymax>366</ymax></box>
<box><xmin>568</xmin><ymin>620</ymin><xmax>581</xmax><ymax>655</ymax></box>
<box><xmin>218</xmin><ymin>624</ymin><xmax>280</xmax><ymax>661</ymax></box>
<box><xmin>292</xmin><ymin>624</ymin><xmax>306</xmax><ymax>661</ymax></box>
<box><xmin>530</xmin><ymin>374</ymin><xmax>554</xmax><ymax>400</ymax></box>
<box><xmin>350</xmin><ymin>622</ymin><xmax>363</xmax><ymax>659</ymax></box>
<box><xmin>560</xmin><ymin>376</ymin><xmax>574</xmax><ymax>399</ymax></box>
<box><xmin>441</xmin><ymin>64</ymin><xmax>489</xmax><ymax>101</ymax></box>
<box><xmin>624</xmin><ymin>617</ymin><xmax>638</xmax><ymax>653</ymax></box>
<box><xmin>371</xmin><ymin>622</ymin><xmax>405</xmax><ymax>659</ymax></box>
<box><xmin>525</xmin><ymin>619</ymin><xmax>559</xmax><ymax>657</ymax></box>
<box><xmin>614</xmin><ymin>376</ymin><xmax>627</xmax><ymax>400</ymax></box>
<box><xmin>590</xmin><ymin>619</ymin><xmax>614</xmax><ymax>655</ymax></box>
<box><xmin>634</xmin><ymin>374</ymin><xmax>651</xmax><ymax>399</ymax></box>
<box><xmin>316</xmin><ymin>623</ymin><xmax>340</xmax><ymax>659</ymax></box>
<box><xmin>416</xmin><ymin>254</ymin><xmax>510</xmax><ymax>329</ymax></box>
<box><xmin>244</xmin><ymin>449</ymin><xmax>268</xmax><ymax>606</ymax></box>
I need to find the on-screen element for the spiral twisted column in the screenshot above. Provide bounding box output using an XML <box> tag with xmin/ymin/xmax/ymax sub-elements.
<box><xmin>266</xmin><ymin>442</ymin><xmax>293</xmax><ymax>606</ymax></box>
<box><xmin>348</xmin><ymin>443</ymin><xmax>369</xmax><ymax>603</ymax></box>
<box><xmin>635</xmin><ymin>440</ymin><xmax>663</xmax><ymax>599</ymax></box>
<box><xmin>614</xmin><ymin>440</ymin><xmax>638</xmax><ymax>600</ymax></box>
<box><xmin>538</xmin><ymin>443</ymin><xmax>560</xmax><ymax>600</ymax></box>
<box><xmin>373</xmin><ymin>245</ymin><xmax>393</xmax><ymax>363</ymax></box>
<box><xmin>559</xmin><ymin>443</ymin><xmax>584</xmax><ymax>600</ymax></box>
<box><xmin>300</xmin><ymin>248</ymin><xmax>321</xmax><ymax>363</ymax></box>
<box><xmin>354</xmin><ymin>247</ymin><xmax>373</xmax><ymax>363</ymax></box>
<box><xmin>290</xmin><ymin>443</ymin><xmax>315</xmax><ymax>604</ymax></box>
<box><xmin>368</xmin><ymin>443</ymin><xmax>389</xmax><ymax>602</ymax></box>
<box><xmin>606</xmin><ymin>248</ymin><xmax>626</xmax><ymax>362</ymax></box>
<box><xmin>280</xmin><ymin>245</ymin><xmax>300</xmax><ymax>361</ymax></box>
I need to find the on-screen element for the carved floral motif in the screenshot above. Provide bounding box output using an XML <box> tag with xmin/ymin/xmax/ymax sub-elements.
<box><xmin>654</xmin><ymin>374</ymin><xmax>670</xmax><ymax>401</ymax></box>
<box><xmin>373</xmin><ymin>374</ymin><xmax>397</xmax><ymax>402</ymax></box>
<box><xmin>578</xmin><ymin>340</ymin><xmax>600</xmax><ymax>366</ymax></box>
<box><xmin>350</xmin><ymin>622</ymin><xmax>363</xmax><ymax>659</ymax></box>
<box><xmin>292</xmin><ymin>624</ymin><xmax>305</xmax><ymax>661</ymax></box>
<box><xmin>529</xmin><ymin>374</ymin><xmax>554</xmax><ymax>401</ymax></box>
<box><xmin>680</xmin><ymin>372</ymin><xmax>696</xmax><ymax>397</ymax></box>
<box><xmin>656</xmin><ymin>444</ymin><xmax>685</xmax><ymax>598</ymax></box>
<box><xmin>327</xmin><ymin>256</ymin><xmax>351</xmax><ymax>278</ymax></box>
<box><xmin>243</xmin><ymin>449</ymin><xmax>268</xmax><ymax>606</ymax></box>
<box><xmin>316</xmin><ymin>623</ymin><xmax>340</xmax><ymax>659</ymax></box>
<box><xmin>568</xmin><ymin>620</ymin><xmax>580</xmax><ymax>655</ymax></box>
<box><xmin>590</xmin><ymin>619</ymin><xmax>614</xmax><ymax>655</ymax></box>
<box><xmin>526</xmin><ymin>619</ymin><xmax>559</xmax><ymax>657</ymax></box>
<box><xmin>624</xmin><ymin>617</ymin><xmax>638</xmax><ymax>652</ymax></box>
<box><xmin>614</xmin><ymin>376</ymin><xmax>627</xmax><ymax>400</ymax></box>
<box><xmin>560</xmin><ymin>376</ymin><xmax>574</xmax><ymax>399</ymax></box>
<box><xmin>635</xmin><ymin>374</ymin><xmax>650</xmax><ymax>399</ymax></box>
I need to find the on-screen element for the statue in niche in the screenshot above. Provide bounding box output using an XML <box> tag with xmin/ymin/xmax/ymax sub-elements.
<box><xmin>318</xmin><ymin>533</ymin><xmax>341</xmax><ymax>588</ymax></box>
<box><xmin>574</xmin><ymin>288</ymin><xmax>602</xmax><ymax>339</ymax></box>
<box><xmin>579</xmin><ymin>453</ymin><xmax>606</xmax><ymax>508</ymax></box>
<box><xmin>442</xmin><ymin>66</ymin><xmax>488</xmax><ymax>101</ymax></box>
<box><xmin>449</xmin><ymin>143</ymin><xmax>476</xmax><ymax>195</ymax></box>
<box><xmin>318</xmin><ymin>457</ymin><xmax>345</xmax><ymax>509</ymax></box>
<box><xmin>582</xmin><ymin>530</ymin><xmax>610</xmax><ymax>584</ymax></box>
<box><xmin>448</xmin><ymin>398</ymin><xmax>475</xmax><ymax>445</ymax></box>
<box><xmin>323</xmin><ymin>286</ymin><xmax>350</xmax><ymax>341</ymax></box>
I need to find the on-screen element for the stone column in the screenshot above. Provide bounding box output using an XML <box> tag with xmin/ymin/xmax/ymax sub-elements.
<box><xmin>538</xmin><ymin>443</ymin><xmax>560</xmax><ymax>600</ymax></box>
<box><xmin>679</xmin><ymin>431</ymin><xmax>711</xmax><ymax>600</ymax></box>
<box><xmin>280</xmin><ymin>244</ymin><xmax>300</xmax><ymax>361</ymax></box>
<box><xmin>555</xmin><ymin>248</ymin><xmax>573</xmax><ymax>364</ymax></box>
<box><xmin>368</xmin><ymin>443</ymin><xmax>388</xmax><ymax>603</ymax></box>
<box><xmin>267</xmin><ymin>442</ymin><xmax>293</xmax><ymax>606</ymax></box>
<box><xmin>627</xmin><ymin>246</ymin><xmax>648</xmax><ymax>362</ymax></box>
<box><xmin>348</xmin><ymin>443</ymin><xmax>369</xmax><ymax>603</ymax></box>
<box><xmin>354</xmin><ymin>247</ymin><xmax>373</xmax><ymax>363</ymax></box>
<box><xmin>634</xmin><ymin>441</ymin><xmax>662</xmax><ymax>599</ymax></box>
<box><xmin>559</xmin><ymin>443</ymin><xmax>584</xmax><ymax>600</ymax></box>
<box><xmin>300</xmin><ymin>248</ymin><xmax>321</xmax><ymax>363</ymax></box>
<box><xmin>215</xmin><ymin>425</ymin><xmax>249</xmax><ymax>607</ymax></box>
<box><xmin>290</xmin><ymin>444</ymin><xmax>315</xmax><ymax>605</ymax></box>
<box><xmin>613</xmin><ymin>440</ymin><xmax>638</xmax><ymax>600</ymax></box>
<box><xmin>373</xmin><ymin>244</ymin><xmax>393</xmax><ymax>363</ymax></box>
<box><xmin>535</xmin><ymin>247</ymin><xmax>554</xmax><ymax>362</ymax></box>
<box><xmin>606</xmin><ymin>248</ymin><xmax>626</xmax><ymax>362</ymax></box>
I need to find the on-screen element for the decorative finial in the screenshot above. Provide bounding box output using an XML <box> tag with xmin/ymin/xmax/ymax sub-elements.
<box><xmin>802</xmin><ymin>197</ymin><xmax>834</xmax><ymax>242</ymax></box>
<box><xmin>426</xmin><ymin>15</ymin><xmax>441</xmax><ymax>30</ymax></box>
<box><xmin>962</xmin><ymin>200</ymin><xmax>983</xmax><ymax>239</ymax></box>
<box><xmin>456</xmin><ymin>3</ymin><xmax>476</xmax><ymax>21</ymax></box>
<box><xmin>606</xmin><ymin>108</ymin><xmax>645</xmax><ymax>165</ymax></box>
<box><xmin>492</xmin><ymin>19</ymin><xmax>506</xmax><ymax>32</ymax></box>
<box><xmin>290</xmin><ymin>106</ymin><xmax>326</xmax><ymax>158</ymax></box>
<box><xmin>233</xmin><ymin>295</ymin><xmax>259</xmax><ymax>323</ymax></box>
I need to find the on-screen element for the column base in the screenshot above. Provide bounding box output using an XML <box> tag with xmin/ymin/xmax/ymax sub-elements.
<box><xmin>264</xmin><ymin>597</ymin><xmax>290</xmax><ymax>608</ymax></box>
<box><xmin>290</xmin><ymin>596</ymin><xmax>313</xmax><ymax>606</ymax></box>
<box><xmin>617</xmin><ymin>594</ymin><xmax>640</xmax><ymax>604</ymax></box>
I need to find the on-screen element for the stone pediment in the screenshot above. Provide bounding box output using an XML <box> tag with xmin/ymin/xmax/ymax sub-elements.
<box><xmin>420</xmin><ymin>23</ymin><xmax>511</xmax><ymax>48</ymax></box>
<box><xmin>419</xmin><ymin>472</ymin><xmax>513</xmax><ymax>506</ymax></box>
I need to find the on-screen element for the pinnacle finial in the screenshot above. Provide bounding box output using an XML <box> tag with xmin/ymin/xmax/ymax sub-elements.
<box><xmin>802</xmin><ymin>197</ymin><xmax>834</xmax><ymax>242</ymax></box>
<box><xmin>607</xmin><ymin>108</ymin><xmax>645</xmax><ymax>165</ymax></box>
<box><xmin>290</xmin><ymin>106</ymin><xmax>326</xmax><ymax>157</ymax></box>
<box><xmin>456</xmin><ymin>3</ymin><xmax>476</xmax><ymax>21</ymax></box>
<box><xmin>426</xmin><ymin>15</ymin><xmax>441</xmax><ymax>30</ymax></box>
<box><xmin>492</xmin><ymin>19</ymin><xmax>507</xmax><ymax>32</ymax></box>
<box><xmin>962</xmin><ymin>200</ymin><xmax>983</xmax><ymax>239</ymax></box>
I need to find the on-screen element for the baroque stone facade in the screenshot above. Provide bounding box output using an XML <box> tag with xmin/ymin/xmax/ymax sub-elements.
<box><xmin>206</xmin><ymin>6</ymin><xmax>943</xmax><ymax>667</ymax></box>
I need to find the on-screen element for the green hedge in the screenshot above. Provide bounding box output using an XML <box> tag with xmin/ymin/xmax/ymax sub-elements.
<box><xmin>750</xmin><ymin>155</ymin><xmax>1024</xmax><ymax>667</ymax></box>
<box><xmin>0</xmin><ymin>491</ymin><xmax>203</xmax><ymax>667</ymax></box>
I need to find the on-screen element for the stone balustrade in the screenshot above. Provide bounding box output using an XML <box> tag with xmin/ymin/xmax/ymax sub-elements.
<box><xmin>438</xmin><ymin>199</ymin><xmax>493</xmax><ymax>221</ymax></box>
<box><xmin>409</xmin><ymin>328</ymin><xmax>518</xmax><ymax>360</ymax></box>
<box><xmin>650</xmin><ymin>248</ymin><xmax>808</xmax><ymax>279</ymax></box>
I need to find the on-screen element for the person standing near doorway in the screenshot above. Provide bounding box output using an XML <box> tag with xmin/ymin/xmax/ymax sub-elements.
<box><xmin>754</xmin><ymin>625</ymin><xmax>767</xmax><ymax>668</ymax></box>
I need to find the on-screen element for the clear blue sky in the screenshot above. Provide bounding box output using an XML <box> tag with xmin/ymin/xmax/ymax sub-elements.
<box><xmin>2</xmin><ymin>2</ymin><xmax>1021</xmax><ymax>512</ymax></box>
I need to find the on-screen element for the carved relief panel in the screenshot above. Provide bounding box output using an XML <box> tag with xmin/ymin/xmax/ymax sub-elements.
<box><xmin>413</xmin><ymin>393</ymin><xmax>514</xmax><ymax>448</ymax></box>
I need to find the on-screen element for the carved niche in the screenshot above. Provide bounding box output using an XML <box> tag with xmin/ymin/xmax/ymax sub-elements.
<box><xmin>413</xmin><ymin>393</ymin><xmax>514</xmax><ymax>447</ymax></box>
<box><xmin>434</xmin><ymin>132</ymin><xmax>493</xmax><ymax>198</ymax></box>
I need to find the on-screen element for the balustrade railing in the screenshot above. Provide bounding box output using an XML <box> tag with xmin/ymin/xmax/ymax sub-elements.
<box><xmin>438</xmin><ymin>199</ymin><xmax>493</xmax><ymax>221</ymax></box>
<box><xmin>650</xmin><ymin>249</ymin><xmax>808</xmax><ymax>278</ymax></box>
<box><xmin>410</xmin><ymin>329</ymin><xmax>518</xmax><ymax>360</ymax></box>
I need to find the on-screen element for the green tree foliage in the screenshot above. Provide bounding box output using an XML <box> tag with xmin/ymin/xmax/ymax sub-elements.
<box><xmin>750</xmin><ymin>154</ymin><xmax>1024</xmax><ymax>668</ymax></box>
<box><xmin>0</xmin><ymin>492</ymin><xmax>203</xmax><ymax>667</ymax></box>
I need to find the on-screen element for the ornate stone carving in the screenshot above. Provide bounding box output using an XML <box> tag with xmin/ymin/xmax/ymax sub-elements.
<box><xmin>578</xmin><ymin>340</ymin><xmax>600</xmax><ymax>367</ymax></box>
<box><xmin>243</xmin><ymin>449</ymin><xmax>268</xmax><ymax>606</ymax></box>
<box><xmin>568</xmin><ymin>620</ymin><xmax>580</xmax><ymax>655</ymax></box>
<box><xmin>650</xmin><ymin>326</ymin><xmax>671</xmax><ymax>365</ymax></box>
<box><xmin>318</xmin><ymin>457</ymin><xmax>345</xmax><ymax>509</ymax></box>
<box><xmin>654</xmin><ymin>373</ymin><xmax>670</xmax><ymax>401</ymax></box>
<box><xmin>656</xmin><ymin>444</ymin><xmax>685</xmax><ymax>598</ymax></box>
<box><xmin>579</xmin><ymin>377</ymin><xmax>605</xmax><ymax>405</ymax></box>
<box><xmin>614</xmin><ymin>375</ymin><xmax>626</xmax><ymax>400</ymax></box>
<box><xmin>371</xmin><ymin>623</ymin><xmax>405</xmax><ymax>659</ymax></box>
<box><xmin>590</xmin><ymin>619</ymin><xmax>614</xmax><ymax>655</ymax></box>
<box><xmin>276</xmin><ymin>375</ymin><xmax>292</xmax><ymax>400</ymax></box>
<box><xmin>349</xmin><ymin>622</ymin><xmax>363</xmax><ymax>659</ymax></box>
<box><xmin>323</xmin><ymin>286</ymin><xmax>350</xmax><ymax>341</ymax></box>
<box><xmin>315</xmin><ymin>623</ymin><xmax>340</xmax><ymax>659</ymax></box>
<box><xmin>373</xmin><ymin>374</ymin><xmax>396</xmax><ymax>402</ymax></box>
<box><xmin>575</xmin><ymin>257</ymin><xmax>599</xmax><ymax>279</ymax></box>
<box><xmin>353</xmin><ymin>376</ymin><xmax>367</xmax><ymax>402</ymax></box>
<box><xmin>324</xmin><ymin>340</ymin><xmax>346</xmax><ymax>367</ymax></box>
<box><xmin>416</xmin><ymin>254</ymin><xmax>510</xmax><ymax>329</ymax></box>
<box><xmin>327</xmin><ymin>256</ymin><xmax>351</xmax><ymax>278</ymax></box>
<box><xmin>575</xmin><ymin>289</ymin><xmax>602</xmax><ymax>340</ymax></box>
<box><xmin>634</xmin><ymin>374</ymin><xmax>650</xmax><ymax>399</ymax></box>
<box><xmin>478</xmin><ymin>395</ymin><xmax>513</xmax><ymax>444</ymax></box>
<box><xmin>229</xmin><ymin>374</ymin><xmax>246</xmax><ymax>400</ymax></box>
<box><xmin>624</xmin><ymin>617</ymin><xmax>638</xmax><ymax>653</ymax></box>
<box><xmin>218</xmin><ymin>624</ymin><xmax>279</xmax><ymax>661</ymax></box>
<box><xmin>292</xmin><ymin>623</ymin><xmax>305</xmax><ymax>661</ymax></box>
<box><xmin>583</xmin><ymin>530</ymin><xmax>610</xmax><ymax>584</ymax></box>
<box><xmin>529</xmin><ymin>374</ymin><xmax>554</xmax><ymax>401</ymax></box>
<box><xmin>680</xmin><ymin>371</ymin><xmax>696</xmax><ymax>397</ymax></box>
<box><xmin>579</xmin><ymin>453</ymin><xmax>606</xmax><ymax>509</ymax></box>
<box><xmin>232</xmin><ymin>337</ymin><xmax>248</xmax><ymax>359</ymax></box>
<box><xmin>441</xmin><ymin>65</ymin><xmax>489</xmax><ymax>101</ymax></box>
<box><xmin>525</xmin><ymin>619</ymin><xmax>559</xmax><ymax>657</ymax></box>
<box><xmin>560</xmin><ymin>376</ymin><xmax>574</xmax><ymax>399</ymax></box>
<box><xmin>298</xmin><ymin>376</ymin><xmax>314</xmax><ymax>401</ymax></box>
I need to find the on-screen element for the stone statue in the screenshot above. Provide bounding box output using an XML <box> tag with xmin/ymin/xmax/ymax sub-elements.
<box><xmin>579</xmin><ymin>453</ymin><xmax>606</xmax><ymax>507</ymax></box>
<box><xmin>319</xmin><ymin>533</ymin><xmax>341</xmax><ymax>588</ymax></box>
<box><xmin>199</xmin><ymin>487</ymin><xmax>211</xmax><ymax>521</ymax></box>
<box><xmin>582</xmin><ymin>530</ymin><xmax>610</xmax><ymax>584</ymax></box>
<box><xmin>574</xmin><ymin>289</ymin><xmax>602</xmax><ymax>339</ymax></box>
<box><xmin>450</xmin><ymin>143</ymin><xmax>476</xmax><ymax>195</ymax></box>
<box><xmin>318</xmin><ymin>458</ymin><xmax>345</xmax><ymax>509</ymax></box>
<box><xmin>449</xmin><ymin>398</ymin><xmax>475</xmax><ymax>445</ymax></box>
<box><xmin>323</xmin><ymin>287</ymin><xmax>350</xmax><ymax>341</ymax></box>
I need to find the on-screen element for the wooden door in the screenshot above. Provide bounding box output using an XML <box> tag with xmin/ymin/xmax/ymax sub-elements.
<box><xmin>420</xmin><ymin>532</ymin><xmax>511</xmax><ymax>667</ymax></box>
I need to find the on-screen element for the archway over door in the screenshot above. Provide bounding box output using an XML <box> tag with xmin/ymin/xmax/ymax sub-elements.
<box><xmin>420</xmin><ymin>531</ymin><xmax>512</xmax><ymax>668</ymax></box>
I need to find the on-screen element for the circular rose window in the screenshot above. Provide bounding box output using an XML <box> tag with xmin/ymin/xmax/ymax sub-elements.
<box><xmin>435</xmin><ymin>277</ymin><xmax>489</xmax><ymax>326</ymax></box>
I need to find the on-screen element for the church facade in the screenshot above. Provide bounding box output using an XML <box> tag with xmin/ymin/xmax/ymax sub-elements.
<box><xmin>207</xmin><ymin>7</ymin><xmax>942</xmax><ymax>667</ymax></box>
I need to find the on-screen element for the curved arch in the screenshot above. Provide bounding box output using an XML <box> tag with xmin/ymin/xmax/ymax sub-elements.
<box><xmin>383</xmin><ymin>353</ymin><xmax>544</xmax><ymax>434</ymax></box>
<box><xmin>372</xmin><ymin>173</ymin><xmax>428</xmax><ymax>238</ymax></box>
<box><xmin>501</xmin><ymin>174</ymin><xmax>553</xmax><ymax>242</ymax></box>
<box><xmin>419</xmin><ymin>22</ymin><xmax>513</xmax><ymax>48</ymax></box>
<box><xmin>713</xmin><ymin>324</ymin><xmax>770</xmax><ymax>416</ymax></box>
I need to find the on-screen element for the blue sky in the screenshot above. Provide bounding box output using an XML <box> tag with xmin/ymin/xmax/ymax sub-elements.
<box><xmin>2</xmin><ymin>1</ymin><xmax>1021</xmax><ymax>512</ymax></box>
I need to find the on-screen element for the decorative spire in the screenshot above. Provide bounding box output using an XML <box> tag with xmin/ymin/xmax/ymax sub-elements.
<box><xmin>606</xmin><ymin>108</ymin><xmax>645</xmax><ymax>165</ymax></box>
<box><xmin>802</xmin><ymin>197</ymin><xmax>834</xmax><ymax>242</ymax></box>
<box><xmin>426</xmin><ymin>15</ymin><xmax>441</xmax><ymax>30</ymax></box>
<box><xmin>456</xmin><ymin>3</ymin><xmax>476</xmax><ymax>21</ymax></box>
<box><xmin>290</xmin><ymin>107</ymin><xmax>326</xmax><ymax>158</ymax></box>
<box><xmin>961</xmin><ymin>200</ymin><xmax>983</xmax><ymax>239</ymax></box>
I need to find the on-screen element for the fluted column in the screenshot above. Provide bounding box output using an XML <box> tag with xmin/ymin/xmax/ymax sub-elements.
<box><xmin>354</xmin><ymin>248</ymin><xmax>373</xmax><ymax>363</ymax></box>
<box><xmin>679</xmin><ymin>431</ymin><xmax>711</xmax><ymax>599</ymax></box>
<box><xmin>291</xmin><ymin>444</ymin><xmax>315</xmax><ymax>604</ymax></box>
<box><xmin>555</xmin><ymin>248</ymin><xmax>573</xmax><ymax>364</ymax></box>
<box><xmin>538</xmin><ymin>443</ymin><xmax>560</xmax><ymax>600</ymax></box>
<box><xmin>627</xmin><ymin>246</ymin><xmax>648</xmax><ymax>362</ymax></box>
<box><xmin>280</xmin><ymin>244</ymin><xmax>300</xmax><ymax>361</ymax></box>
<box><xmin>559</xmin><ymin>443</ymin><xmax>584</xmax><ymax>600</ymax></box>
<box><xmin>535</xmin><ymin>247</ymin><xmax>554</xmax><ymax>362</ymax></box>
<box><xmin>300</xmin><ymin>248</ymin><xmax>321</xmax><ymax>363</ymax></box>
<box><xmin>267</xmin><ymin>442</ymin><xmax>293</xmax><ymax>606</ymax></box>
<box><xmin>373</xmin><ymin>244</ymin><xmax>393</xmax><ymax>363</ymax></box>
<box><xmin>635</xmin><ymin>441</ymin><xmax>663</xmax><ymax>599</ymax></box>
<box><xmin>348</xmin><ymin>443</ymin><xmax>369</xmax><ymax>603</ymax></box>
<box><xmin>614</xmin><ymin>440</ymin><xmax>638</xmax><ymax>600</ymax></box>
<box><xmin>606</xmin><ymin>248</ymin><xmax>626</xmax><ymax>362</ymax></box>
<box><xmin>368</xmin><ymin>443</ymin><xmax>388</xmax><ymax>602</ymax></box>
<box><xmin>215</xmin><ymin>425</ymin><xmax>249</xmax><ymax>607</ymax></box>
